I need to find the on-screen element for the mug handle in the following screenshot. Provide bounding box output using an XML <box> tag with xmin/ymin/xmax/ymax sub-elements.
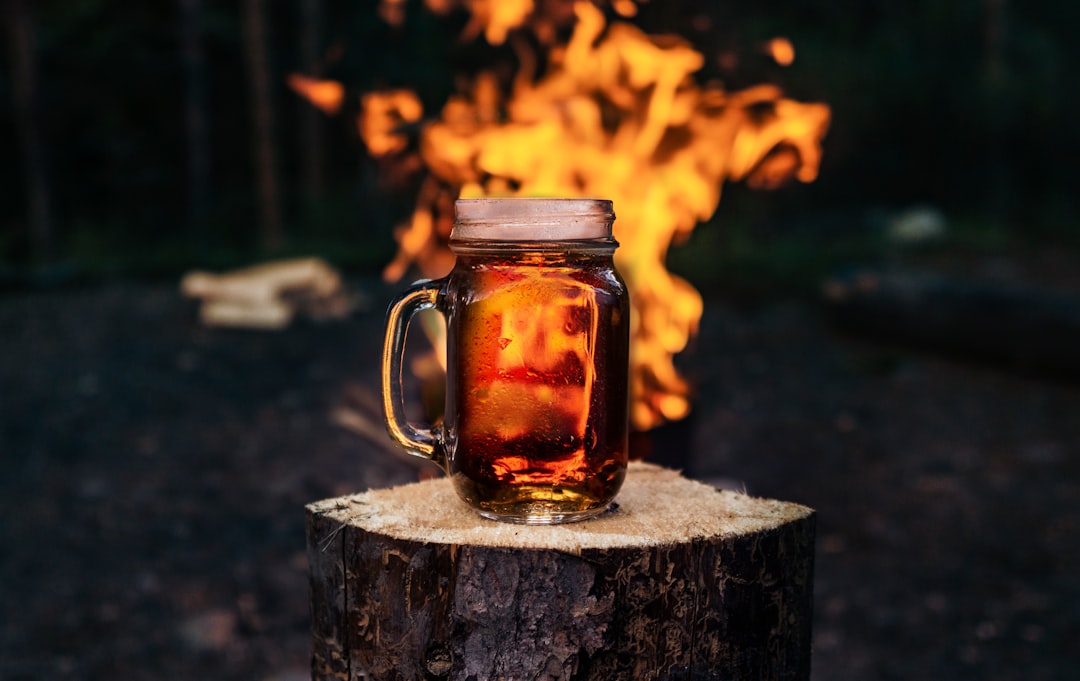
<box><xmin>381</xmin><ymin>278</ymin><xmax>448</xmax><ymax>470</ymax></box>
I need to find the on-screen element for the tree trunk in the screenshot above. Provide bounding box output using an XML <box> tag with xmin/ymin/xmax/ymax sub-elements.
<box><xmin>242</xmin><ymin>0</ymin><xmax>284</xmax><ymax>251</ymax></box>
<box><xmin>179</xmin><ymin>0</ymin><xmax>211</xmax><ymax>235</ymax></box>
<box><xmin>307</xmin><ymin>463</ymin><xmax>816</xmax><ymax>681</ymax></box>
<box><xmin>981</xmin><ymin>0</ymin><xmax>1012</xmax><ymax>222</ymax></box>
<box><xmin>6</xmin><ymin>0</ymin><xmax>54</xmax><ymax>263</ymax></box>
<box><xmin>298</xmin><ymin>0</ymin><xmax>326</xmax><ymax>203</ymax></box>
<box><xmin>982</xmin><ymin>0</ymin><xmax>1006</xmax><ymax>86</ymax></box>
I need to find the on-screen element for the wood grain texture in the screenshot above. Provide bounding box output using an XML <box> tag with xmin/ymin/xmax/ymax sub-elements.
<box><xmin>307</xmin><ymin>463</ymin><xmax>815</xmax><ymax>681</ymax></box>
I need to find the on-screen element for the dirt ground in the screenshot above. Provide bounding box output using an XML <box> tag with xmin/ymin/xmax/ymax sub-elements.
<box><xmin>2</xmin><ymin>260</ymin><xmax>1078</xmax><ymax>680</ymax></box>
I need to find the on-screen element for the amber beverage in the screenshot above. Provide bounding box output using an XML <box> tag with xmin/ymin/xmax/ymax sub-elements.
<box><xmin>445</xmin><ymin>248</ymin><xmax>629</xmax><ymax>520</ymax></box>
<box><xmin>382</xmin><ymin>198</ymin><xmax>630</xmax><ymax>524</ymax></box>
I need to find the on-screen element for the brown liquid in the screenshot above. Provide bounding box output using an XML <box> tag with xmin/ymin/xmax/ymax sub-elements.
<box><xmin>444</xmin><ymin>250</ymin><xmax>629</xmax><ymax>523</ymax></box>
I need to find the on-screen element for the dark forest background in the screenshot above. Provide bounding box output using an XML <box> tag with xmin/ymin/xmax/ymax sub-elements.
<box><xmin>2</xmin><ymin>0</ymin><xmax>1077</xmax><ymax>284</ymax></box>
<box><xmin>3</xmin><ymin>5</ymin><xmax>1080</xmax><ymax>679</ymax></box>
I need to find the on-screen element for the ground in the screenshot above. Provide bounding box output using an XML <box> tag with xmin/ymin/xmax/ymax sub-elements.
<box><xmin>1</xmin><ymin>260</ymin><xmax>1078</xmax><ymax>680</ymax></box>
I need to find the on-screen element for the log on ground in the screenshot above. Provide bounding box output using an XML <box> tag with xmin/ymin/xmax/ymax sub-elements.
<box><xmin>306</xmin><ymin>462</ymin><xmax>816</xmax><ymax>681</ymax></box>
<box><xmin>823</xmin><ymin>268</ymin><xmax>1080</xmax><ymax>376</ymax></box>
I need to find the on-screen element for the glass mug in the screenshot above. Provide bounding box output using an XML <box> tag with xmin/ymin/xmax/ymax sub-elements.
<box><xmin>382</xmin><ymin>198</ymin><xmax>630</xmax><ymax>524</ymax></box>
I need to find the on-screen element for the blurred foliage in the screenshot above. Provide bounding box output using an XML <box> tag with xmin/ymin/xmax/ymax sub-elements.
<box><xmin>1</xmin><ymin>0</ymin><xmax>1076</xmax><ymax>280</ymax></box>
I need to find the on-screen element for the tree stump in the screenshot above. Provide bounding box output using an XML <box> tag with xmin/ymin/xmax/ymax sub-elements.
<box><xmin>306</xmin><ymin>463</ymin><xmax>815</xmax><ymax>681</ymax></box>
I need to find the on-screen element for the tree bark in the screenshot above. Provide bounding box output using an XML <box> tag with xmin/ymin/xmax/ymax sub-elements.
<box><xmin>179</xmin><ymin>0</ymin><xmax>211</xmax><ymax>235</ymax></box>
<box><xmin>6</xmin><ymin>0</ymin><xmax>54</xmax><ymax>263</ymax></box>
<box><xmin>982</xmin><ymin>0</ymin><xmax>1007</xmax><ymax>87</ymax></box>
<box><xmin>307</xmin><ymin>463</ymin><xmax>816</xmax><ymax>681</ymax></box>
<box><xmin>981</xmin><ymin>0</ymin><xmax>1012</xmax><ymax>222</ymax></box>
<box><xmin>298</xmin><ymin>0</ymin><xmax>326</xmax><ymax>202</ymax></box>
<box><xmin>242</xmin><ymin>0</ymin><xmax>284</xmax><ymax>251</ymax></box>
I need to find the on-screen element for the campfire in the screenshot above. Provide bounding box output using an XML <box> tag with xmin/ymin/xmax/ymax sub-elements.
<box><xmin>292</xmin><ymin>0</ymin><xmax>830</xmax><ymax>432</ymax></box>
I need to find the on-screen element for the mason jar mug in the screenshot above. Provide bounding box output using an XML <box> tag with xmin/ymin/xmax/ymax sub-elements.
<box><xmin>381</xmin><ymin>198</ymin><xmax>630</xmax><ymax>524</ymax></box>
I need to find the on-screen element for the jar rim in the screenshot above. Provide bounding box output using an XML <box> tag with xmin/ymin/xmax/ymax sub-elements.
<box><xmin>453</xmin><ymin>198</ymin><xmax>614</xmax><ymax>241</ymax></box>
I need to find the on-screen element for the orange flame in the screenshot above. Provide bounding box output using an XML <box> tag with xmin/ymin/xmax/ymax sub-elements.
<box><xmin>298</xmin><ymin>1</ymin><xmax>830</xmax><ymax>431</ymax></box>
<box><xmin>359</xmin><ymin>90</ymin><xmax>424</xmax><ymax>157</ymax></box>
<box><xmin>764</xmin><ymin>37</ymin><xmax>796</xmax><ymax>66</ymax></box>
<box><xmin>286</xmin><ymin>74</ymin><xmax>345</xmax><ymax>115</ymax></box>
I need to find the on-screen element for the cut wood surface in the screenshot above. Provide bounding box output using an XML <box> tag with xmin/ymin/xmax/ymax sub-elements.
<box><xmin>307</xmin><ymin>462</ymin><xmax>816</xmax><ymax>681</ymax></box>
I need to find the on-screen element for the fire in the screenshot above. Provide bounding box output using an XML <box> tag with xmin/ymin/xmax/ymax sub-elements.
<box><xmin>294</xmin><ymin>1</ymin><xmax>830</xmax><ymax>431</ymax></box>
<box><xmin>358</xmin><ymin>90</ymin><xmax>424</xmax><ymax>157</ymax></box>
<box><xmin>764</xmin><ymin>37</ymin><xmax>796</xmax><ymax>67</ymax></box>
<box><xmin>285</xmin><ymin>74</ymin><xmax>344</xmax><ymax>115</ymax></box>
